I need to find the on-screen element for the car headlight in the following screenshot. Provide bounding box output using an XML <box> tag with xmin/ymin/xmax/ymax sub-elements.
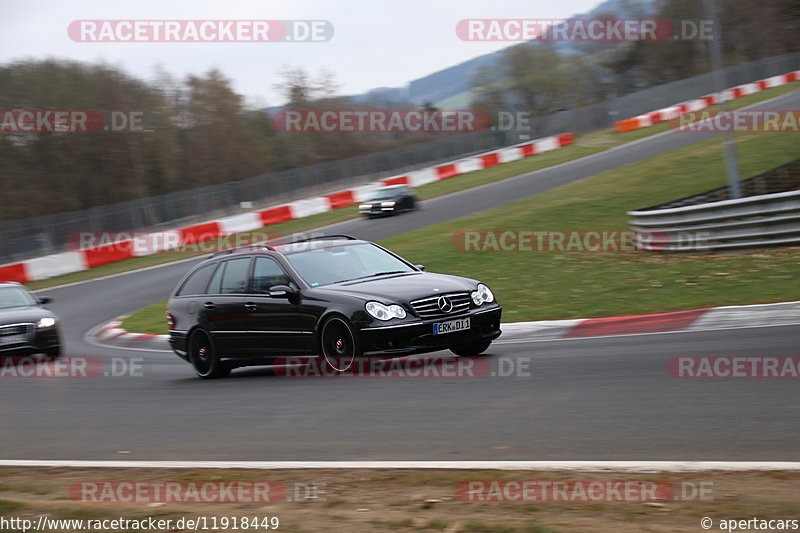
<box><xmin>471</xmin><ymin>283</ymin><xmax>495</xmax><ymax>306</ymax></box>
<box><xmin>37</xmin><ymin>317</ymin><xmax>56</xmax><ymax>328</ymax></box>
<box><xmin>380</xmin><ymin>201</ymin><xmax>396</xmax><ymax>207</ymax></box>
<box><xmin>359</xmin><ymin>204</ymin><xmax>372</xmax><ymax>210</ymax></box>
<box><xmin>365</xmin><ymin>301</ymin><xmax>407</xmax><ymax>320</ymax></box>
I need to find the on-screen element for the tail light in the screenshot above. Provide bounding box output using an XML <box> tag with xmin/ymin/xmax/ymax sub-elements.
<box><xmin>166</xmin><ymin>308</ymin><xmax>175</xmax><ymax>330</ymax></box>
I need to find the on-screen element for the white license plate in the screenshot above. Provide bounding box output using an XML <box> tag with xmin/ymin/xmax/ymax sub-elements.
<box><xmin>0</xmin><ymin>334</ymin><xmax>27</xmax><ymax>345</ymax></box>
<box><xmin>433</xmin><ymin>317</ymin><xmax>470</xmax><ymax>335</ymax></box>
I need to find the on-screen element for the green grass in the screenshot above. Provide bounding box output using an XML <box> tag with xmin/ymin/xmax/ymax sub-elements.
<box><xmin>123</xmin><ymin>115</ymin><xmax>800</xmax><ymax>333</ymax></box>
<box><xmin>124</xmin><ymin>128</ymin><xmax>800</xmax><ymax>332</ymax></box>
<box><xmin>381</xmin><ymin>131</ymin><xmax>800</xmax><ymax>321</ymax></box>
<box><xmin>26</xmin><ymin>83</ymin><xmax>797</xmax><ymax>292</ymax></box>
<box><xmin>122</xmin><ymin>300</ymin><xmax>168</xmax><ymax>334</ymax></box>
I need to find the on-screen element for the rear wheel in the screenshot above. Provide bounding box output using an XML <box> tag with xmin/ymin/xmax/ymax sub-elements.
<box><xmin>188</xmin><ymin>329</ymin><xmax>230</xmax><ymax>379</ymax></box>
<box><xmin>449</xmin><ymin>340</ymin><xmax>492</xmax><ymax>357</ymax></box>
<box><xmin>319</xmin><ymin>317</ymin><xmax>361</xmax><ymax>372</ymax></box>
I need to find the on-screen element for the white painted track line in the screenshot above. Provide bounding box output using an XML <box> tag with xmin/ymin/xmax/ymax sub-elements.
<box><xmin>2</xmin><ymin>460</ymin><xmax>800</xmax><ymax>471</ymax></box>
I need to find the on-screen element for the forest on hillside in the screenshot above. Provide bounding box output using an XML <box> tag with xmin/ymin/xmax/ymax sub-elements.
<box><xmin>0</xmin><ymin>0</ymin><xmax>797</xmax><ymax>221</ymax></box>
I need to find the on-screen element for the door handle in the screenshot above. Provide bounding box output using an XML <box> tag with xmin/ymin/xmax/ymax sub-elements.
<box><xmin>203</xmin><ymin>302</ymin><xmax>215</xmax><ymax>310</ymax></box>
<box><xmin>244</xmin><ymin>302</ymin><xmax>257</xmax><ymax>311</ymax></box>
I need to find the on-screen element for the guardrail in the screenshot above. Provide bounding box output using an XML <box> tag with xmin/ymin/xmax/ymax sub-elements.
<box><xmin>628</xmin><ymin>190</ymin><xmax>800</xmax><ymax>252</ymax></box>
<box><xmin>0</xmin><ymin>133</ymin><xmax>575</xmax><ymax>284</ymax></box>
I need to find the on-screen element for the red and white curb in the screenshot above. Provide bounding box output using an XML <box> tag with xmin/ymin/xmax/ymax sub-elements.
<box><xmin>92</xmin><ymin>300</ymin><xmax>800</xmax><ymax>350</ymax></box>
<box><xmin>501</xmin><ymin>300</ymin><xmax>800</xmax><ymax>341</ymax></box>
<box><xmin>1</xmin><ymin>459</ymin><xmax>799</xmax><ymax>471</ymax></box>
<box><xmin>94</xmin><ymin>317</ymin><xmax>169</xmax><ymax>344</ymax></box>
<box><xmin>0</xmin><ymin>133</ymin><xmax>574</xmax><ymax>285</ymax></box>
<box><xmin>615</xmin><ymin>70</ymin><xmax>800</xmax><ymax>132</ymax></box>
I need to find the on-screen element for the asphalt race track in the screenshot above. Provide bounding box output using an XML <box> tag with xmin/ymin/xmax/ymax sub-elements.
<box><xmin>2</xmin><ymin>90</ymin><xmax>799</xmax><ymax>461</ymax></box>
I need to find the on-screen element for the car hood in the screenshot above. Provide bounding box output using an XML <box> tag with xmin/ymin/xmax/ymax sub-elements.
<box><xmin>315</xmin><ymin>272</ymin><xmax>479</xmax><ymax>303</ymax></box>
<box><xmin>0</xmin><ymin>306</ymin><xmax>54</xmax><ymax>325</ymax></box>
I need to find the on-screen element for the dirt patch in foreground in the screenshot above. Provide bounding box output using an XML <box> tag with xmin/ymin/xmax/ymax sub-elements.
<box><xmin>1</xmin><ymin>468</ymin><xmax>799</xmax><ymax>532</ymax></box>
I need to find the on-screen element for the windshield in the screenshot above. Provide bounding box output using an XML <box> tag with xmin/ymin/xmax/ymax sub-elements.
<box><xmin>285</xmin><ymin>243</ymin><xmax>415</xmax><ymax>287</ymax></box>
<box><xmin>369</xmin><ymin>188</ymin><xmax>402</xmax><ymax>201</ymax></box>
<box><xmin>0</xmin><ymin>286</ymin><xmax>37</xmax><ymax>309</ymax></box>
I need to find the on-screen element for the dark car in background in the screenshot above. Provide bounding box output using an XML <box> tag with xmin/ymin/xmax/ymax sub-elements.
<box><xmin>0</xmin><ymin>282</ymin><xmax>62</xmax><ymax>358</ymax></box>
<box><xmin>358</xmin><ymin>184</ymin><xmax>417</xmax><ymax>217</ymax></box>
<box><xmin>167</xmin><ymin>235</ymin><xmax>501</xmax><ymax>378</ymax></box>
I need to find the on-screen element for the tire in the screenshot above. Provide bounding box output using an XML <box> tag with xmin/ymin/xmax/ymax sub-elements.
<box><xmin>319</xmin><ymin>316</ymin><xmax>361</xmax><ymax>373</ymax></box>
<box><xmin>188</xmin><ymin>329</ymin><xmax>230</xmax><ymax>379</ymax></box>
<box><xmin>44</xmin><ymin>346</ymin><xmax>61</xmax><ymax>359</ymax></box>
<box><xmin>449</xmin><ymin>340</ymin><xmax>492</xmax><ymax>357</ymax></box>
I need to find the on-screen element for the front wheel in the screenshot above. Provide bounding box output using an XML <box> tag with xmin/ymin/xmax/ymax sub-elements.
<box><xmin>188</xmin><ymin>329</ymin><xmax>230</xmax><ymax>379</ymax></box>
<box><xmin>449</xmin><ymin>340</ymin><xmax>492</xmax><ymax>357</ymax></box>
<box><xmin>319</xmin><ymin>317</ymin><xmax>361</xmax><ymax>372</ymax></box>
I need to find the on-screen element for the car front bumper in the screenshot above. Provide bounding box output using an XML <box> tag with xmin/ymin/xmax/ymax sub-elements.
<box><xmin>358</xmin><ymin>305</ymin><xmax>502</xmax><ymax>356</ymax></box>
<box><xmin>0</xmin><ymin>326</ymin><xmax>60</xmax><ymax>355</ymax></box>
<box><xmin>359</xmin><ymin>205</ymin><xmax>396</xmax><ymax>217</ymax></box>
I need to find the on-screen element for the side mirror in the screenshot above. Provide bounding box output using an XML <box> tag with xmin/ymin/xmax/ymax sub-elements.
<box><xmin>38</xmin><ymin>296</ymin><xmax>52</xmax><ymax>305</ymax></box>
<box><xmin>414</xmin><ymin>264</ymin><xmax>426</xmax><ymax>271</ymax></box>
<box><xmin>268</xmin><ymin>285</ymin><xmax>296</xmax><ymax>298</ymax></box>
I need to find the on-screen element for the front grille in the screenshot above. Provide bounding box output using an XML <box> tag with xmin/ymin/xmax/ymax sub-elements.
<box><xmin>0</xmin><ymin>323</ymin><xmax>33</xmax><ymax>342</ymax></box>
<box><xmin>410</xmin><ymin>292</ymin><xmax>471</xmax><ymax>319</ymax></box>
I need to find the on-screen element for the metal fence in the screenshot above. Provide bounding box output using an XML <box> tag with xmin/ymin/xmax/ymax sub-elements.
<box><xmin>2</xmin><ymin>51</ymin><xmax>799</xmax><ymax>263</ymax></box>
<box><xmin>0</xmin><ymin>129</ymin><xmax>507</xmax><ymax>262</ymax></box>
<box><xmin>518</xmin><ymin>51</ymin><xmax>800</xmax><ymax>138</ymax></box>
<box><xmin>628</xmin><ymin>159</ymin><xmax>800</xmax><ymax>252</ymax></box>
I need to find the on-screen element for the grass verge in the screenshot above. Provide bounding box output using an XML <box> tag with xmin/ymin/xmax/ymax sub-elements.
<box><xmin>27</xmin><ymin>84</ymin><xmax>798</xmax><ymax>292</ymax></box>
<box><xmin>381</xmin><ymin>131</ymin><xmax>800</xmax><ymax>321</ymax></box>
<box><xmin>124</xmin><ymin>119</ymin><xmax>800</xmax><ymax>332</ymax></box>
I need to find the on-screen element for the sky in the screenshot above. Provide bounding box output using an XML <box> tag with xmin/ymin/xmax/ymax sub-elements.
<box><xmin>1</xmin><ymin>0</ymin><xmax>602</xmax><ymax>107</ymax></box>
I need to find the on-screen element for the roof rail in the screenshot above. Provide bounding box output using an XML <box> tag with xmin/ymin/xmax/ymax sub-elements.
<box><xmin>279</xmin><ymin>234</ymin><xmax>359</xmax><ymax>246</ymax></box>
<box><xmin>211</xmin><ymin>242</ymin><xmax>276</xmax><ymax>257</ymax></box>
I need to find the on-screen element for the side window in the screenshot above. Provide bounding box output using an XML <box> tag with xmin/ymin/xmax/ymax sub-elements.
<box><xmin>251</xmin><ymin>257</ymin><xmax>291</xmax><ymax>294</ymax></box>
<box><xmin>207</xmin><ymin>262</ymin><xmax>225</xmax><ymax>295</ymax></box>
<box><xmin>219</xmin><ymin>257</ymin><xmax>252</xmax><ymax>294</ymax></box>
<box><xmin>176</xmin><ymin>264</ymin><xmax>215</xmax><ymax>296</ymax></box>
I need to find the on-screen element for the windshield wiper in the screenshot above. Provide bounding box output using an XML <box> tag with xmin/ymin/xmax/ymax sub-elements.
<box><xmin>362</xmin><ymin>270</ymin><xmax>410</xmax><ymax>278</ymax></box>
<box><xmin>333</xmin><ymin>271</ymin><xmax>411</xmax><ymax>284</ymax></box>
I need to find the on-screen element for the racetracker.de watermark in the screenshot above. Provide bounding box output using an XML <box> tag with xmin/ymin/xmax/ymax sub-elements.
<box><xmin>0</xmin><ymin>110</ymin><xmax>144</xmax><ymax>133</ymax></box>
<box><xmin>68</xmin><ymin>20</ymin><xmax>333</xmax><ymax>42</ymax></box>
<box><xmin>670</xmin><ymin>110</ymin><xmax>800</xmax><ymax>133</ymax></box>
<box><xmin>457</xmin><ymin>480</ymin><xmax>713</xmax><ymax>502</ymax></box>
<box><xmin>70</xmin><ymin>481</ymin><xmax>292</xmax><ymax>503</ymax></box>
<box><xmin>273</xmin><ymin>110</ymin><xmax>490</xmax><ymax>133</ymax></box>
<box><xmin>66</xmin><ymin>230</ymin><xmax>285</xmax><ymax>254</ymax></box>
<box><xmin>272</xmin><ymin>355</ymin><xmax>531</xmax><ymax>379</ymax></box>
<box><xmin>0</xmin><ymin>356</ymin><xmax>144</xmax><ymax>379</ymax></box>
<box><xmin>456</xmin><ymin>19</ymin><xmax>712</xmax><ymax>42</ymax></box>
<box><xmin>452</xmin><ymin>230</ymin><xmax>712</xmax><ymax>253</ymax></box>
<box><xmin>667</xmin><ymin>357</ymin><xmax>800</xmax><ymax>378</ymax></box>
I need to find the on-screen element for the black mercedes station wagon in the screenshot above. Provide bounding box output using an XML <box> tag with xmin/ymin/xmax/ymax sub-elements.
<box><xmin>0</xmin><ymin>282</ymin><xmax>62</xmax><ymax>358</ymax></box>
<box><xmin>167</xmin><ymin>235</ymin><xmax>502</xmax><ymax>378</ymax></box>
<box><xmin>358</xmin><ymin>185</ymin><xmax>417</xmax><ymax>218</ymax></box>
